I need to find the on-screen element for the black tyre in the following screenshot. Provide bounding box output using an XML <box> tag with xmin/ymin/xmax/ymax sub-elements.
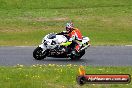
<box><xmin>70</xmin><ymin>50</ymin><xmax>85</xmax><ymax>60</ymax></box>
<box><xmin>70</xmin><ymin>55</ymin><xmax>81</xmax><ymax>60</ymax></box>
<box><xmin>79</xmin><ymin>50</ymin><xmax>85</xmax><ymax>58</ymax></box>
<box><xmin>33</xmin><ymin>47</ymin><xmax>47</xmax><ymax>60</ymax></box>
<box><xmin>70</xmin><ymin>50</ymin><xmax>81</xmax><ymax>60</ymax></box>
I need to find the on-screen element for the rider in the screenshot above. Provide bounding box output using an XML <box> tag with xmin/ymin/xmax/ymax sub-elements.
<box><xmin>60</xmin><ymin>22</ymin><xmax>83</xmax><ymax>53</ymax></box>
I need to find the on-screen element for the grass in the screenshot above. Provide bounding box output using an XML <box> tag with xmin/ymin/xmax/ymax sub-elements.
<box><xmin>0</xmin><ymin>0</ymin><xmax>132</xmax><ymax>46</ymax></box>
<box><xmin>0</xmin><ymin>1</ymin><xmax>131</xmax><ymax>87</ymax></box>
<box><xmin>0</xmin><ymin>64</ymin><xmax>131</xmax><ymax>88</ymax></box>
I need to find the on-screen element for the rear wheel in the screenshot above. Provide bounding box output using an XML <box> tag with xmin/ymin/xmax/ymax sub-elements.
<box><xmin>70</xmin><ymin>55</ymin><xmax>80</xmax><ymax>60</ymax></box>
<box><xmin>79</xmin><ymin>50</ymin><xmax>85</xmax><ymax>58</ymax></box>
<box><xmin>70</xmin><ymin>50</ymin><xmax>81</xmax><ymax>60</ymax></box>
<box><xmin>70</xmin><ymin>50</ymin><xmax>85</xmax><ymax>60</ymax></box>
<box><xmin>33</xmin><ymin>47</ymin><xmax>47</xmax><ymax>60</ymax></box>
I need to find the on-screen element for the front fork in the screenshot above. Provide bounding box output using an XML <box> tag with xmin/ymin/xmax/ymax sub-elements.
<box><xmin>39</xmin><ymin>44</ymin><xmax>47</xmax><ymax>53</ymax></box>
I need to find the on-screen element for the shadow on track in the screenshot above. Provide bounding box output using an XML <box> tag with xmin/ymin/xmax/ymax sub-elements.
<box><xmin>33</xmin><ymin>57</ymin><xmax>93</xmax><ymax>63</ymax></box>
<box><xmin>42</xmin><ymin>58</ymin><xmax>85</xmax><ymax>62</ymax></box>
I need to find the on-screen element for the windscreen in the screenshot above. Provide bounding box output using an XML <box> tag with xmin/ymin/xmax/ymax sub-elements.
<box><xmin>48</xmin><ymin>34</ymin><xmax>56</xmax><ymax>39</ymax></box>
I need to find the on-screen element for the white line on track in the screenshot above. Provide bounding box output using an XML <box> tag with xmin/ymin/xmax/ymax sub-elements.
<box><xmin>125</xmin><ymin>45</ymin><xmax>132</xmax><ymax>46</ymax></box>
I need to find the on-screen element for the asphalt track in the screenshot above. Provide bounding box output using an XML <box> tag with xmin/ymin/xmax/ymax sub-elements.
<box><xmin>0</xmin><ymin>46</ymin><xmax>132</xmax><ymax>66</ymax></box>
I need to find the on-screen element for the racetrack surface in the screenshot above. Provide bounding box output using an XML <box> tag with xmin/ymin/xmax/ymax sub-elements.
<box><xmin>0</xmin><ymin>46</ymin><xmax>132</xmax><ymax>66</ymax></box>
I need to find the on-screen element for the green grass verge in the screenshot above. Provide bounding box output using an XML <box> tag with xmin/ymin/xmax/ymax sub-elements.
<box><xmin>0</xmin><ymin>65</ymin><xmax>131</xmax><ymax>88</ymax></box>
<box><xmin>0</xmin><ymin>0</ymin><xmax>132</xmax><ymax>46</ymax></box>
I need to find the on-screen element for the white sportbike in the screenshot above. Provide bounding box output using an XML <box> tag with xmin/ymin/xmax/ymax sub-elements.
<box><xmin>33</xmin><ymin>33</ymin><xmax>90</xmax><ymax>60</ymax></box>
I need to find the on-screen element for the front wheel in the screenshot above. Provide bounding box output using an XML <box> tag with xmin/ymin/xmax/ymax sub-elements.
<box><xmin>33</xmin><ymin>47</ymin><xmax>47</xmax><ymax>60</ymax></box>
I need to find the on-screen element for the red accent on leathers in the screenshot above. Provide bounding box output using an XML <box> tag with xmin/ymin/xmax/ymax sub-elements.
<box><xmin>68</xmin><ymin>28</ymin><xmax>82</xmax><ymax>41</ymax></box>
<box><xmin>68</xmin><ymin>28</ymin><xmax>83</xmax><ymax>51</ymax></box>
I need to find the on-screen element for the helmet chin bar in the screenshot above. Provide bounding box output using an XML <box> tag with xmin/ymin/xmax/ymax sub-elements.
<box><xmin>66</xmin><ymin>27</ymin><xmax>73</xmax><ymax>33</ymax></box>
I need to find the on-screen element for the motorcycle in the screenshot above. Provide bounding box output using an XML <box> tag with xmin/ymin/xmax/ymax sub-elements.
<box><xmin>33</xmin><ymin>33</ymin><xmax>90</xmax><ymax>60</ymax></box>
